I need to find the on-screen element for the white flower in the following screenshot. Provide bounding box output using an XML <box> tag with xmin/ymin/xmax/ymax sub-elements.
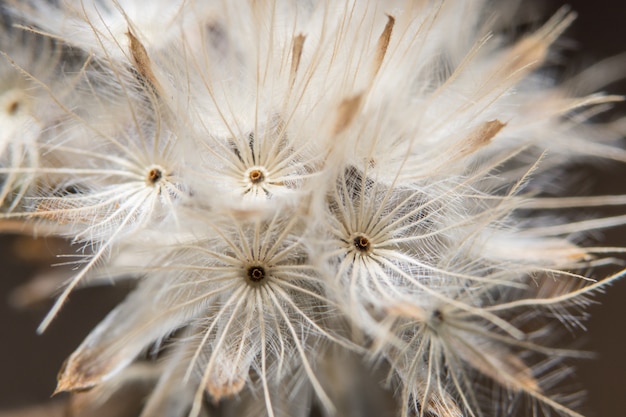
<box><xmin>3</xmin><ymin>54</ymin><xmax>191</xmax><ymax>331</ymax></box>
<box><xmin>0</xmin><ymin>27</ymin><xmax>67</xmax><ymax>209</ymax></box>
<box><xmin>56</xmin><ymin>210</ymin><xmax>346</xmax><ymax>417</ymax></box>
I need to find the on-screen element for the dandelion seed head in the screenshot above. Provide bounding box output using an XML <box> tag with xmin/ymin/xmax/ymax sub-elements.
<box><xmin>3</xmin><ymin>1</ymin><xmax>626</xmax><ymax>417</ymax></box>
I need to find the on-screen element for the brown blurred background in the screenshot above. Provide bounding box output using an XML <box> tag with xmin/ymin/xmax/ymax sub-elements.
<box><xmin>545</xmin><ymin>1</ymin><xmax>626</xmax><ymax>415</ymax></box>
<box><xmin>1</xmin><ymin>0</ymin><xmax>626</xmax><ymax>415</ymax></box>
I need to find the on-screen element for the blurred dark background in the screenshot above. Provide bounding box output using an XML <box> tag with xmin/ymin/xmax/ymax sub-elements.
<box><xmin>543</xmin><ymin>1</ymin><xmax>626</xmax><ymax>415</ymax></box>
<box><xmin>1</xmin><ymin>0</ymin><xmax>626</xmax><ymax>415</ymax></box>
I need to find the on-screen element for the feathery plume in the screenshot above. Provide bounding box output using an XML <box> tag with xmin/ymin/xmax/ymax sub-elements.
<box><xmin>2</xmin><ymin>1</ymin><xmax>626</xmax><ymax>417</ymax></box>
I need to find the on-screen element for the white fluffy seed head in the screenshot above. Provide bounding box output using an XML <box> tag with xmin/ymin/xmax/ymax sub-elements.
<box><xmin>2</xmin><ymin>1</ymin><xmax>626</xmax><ymax>417</ymax></box>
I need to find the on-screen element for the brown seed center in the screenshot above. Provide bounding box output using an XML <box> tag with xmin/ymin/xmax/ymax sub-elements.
<box><xmin>247</xmin><ymin>266</ymin><xmax>266</xmax><ymax>282</ymax></box>
<box><xmin>353</xmin><ymin>235</ymin><xmax>371</xmax><ymax>252</ymax></box>
<box><xmin>147</xmin><ymin>167</ymin><xmax>163</xmax><ymax>184</ymax></box>
<box><xmin>249</xmin><ymin>169</ymin><xmax>265</xmax><ymax>184</ymax></box>
<box><xmin>6</xmin><ymin>100</ymin><xmax>20</xmax><ymax>115</ymax></box>
<box><xmin>432</xmin><ymin>309</ymin><xmax>444</xmax><ymax>322</ymax></box>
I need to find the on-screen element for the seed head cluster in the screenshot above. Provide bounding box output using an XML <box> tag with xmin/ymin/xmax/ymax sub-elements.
<box><xmin>1</xmin><ymin>1</ymin><xmax>625</xmax><ymax>417</ymax></box>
